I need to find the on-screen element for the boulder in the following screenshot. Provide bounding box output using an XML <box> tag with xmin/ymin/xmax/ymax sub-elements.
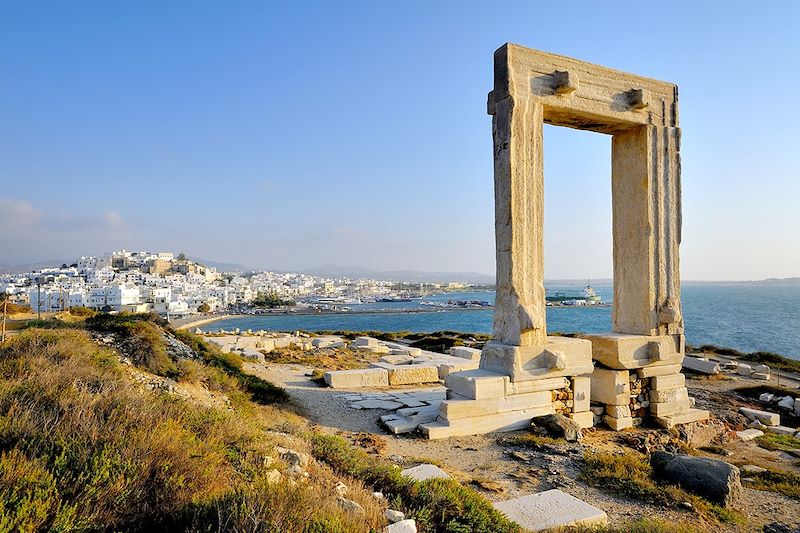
<box><xmin>736</xmin><ymin>363</ymin><xmax>753</xmax><ymax>376</ymax></box>
<box><xmin>532</xmin><ymin>414</ymin><xmax>583</xmax><ymax>442</ymax></box>
<box><xmin>760</xmin><ymin>393</ymin><xmax>775</xmax><ymax>403</ymax></box>
<box><xmin>650</xmin><ymin>452</ymin><xmax>741</xmax><ymax>507</ymax></box>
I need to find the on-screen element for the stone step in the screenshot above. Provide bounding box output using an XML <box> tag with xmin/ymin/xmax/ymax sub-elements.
<box><xmin>653</xmin><ymin>408</ymin><xmax>710</xmax><ymax>429</ymax></box>
<box><xmin>603</xmin><ymin>414</ymin><xmax>633</xmax><ymax>431</ymax></box>
<box><xmin>439</xmin><ymin>390</ymin><xmax>551</xmax><ymax>420</ymax></box>
<box><xmin>650</xmin><ymin>397</ymin><xmax>691</xmax><ymax>417</ymax></box>
<box><xmin>437</xmin><ymin>360</ymin><xmax>480</xmax><ymax>379</ymax></box>
<box><xmin>444</xmin><ymin>369</ymin><xmax>508</xmax><ymax>400</ymax></box>
<box><xmin>420</xmin><ymin>404</ymin><xmax>554</xmax><ymax>439</ymax></box>
<box><xmin>507</xmin><ymin>376</ymin><xmax>570</xmax><ymax>395</ymax></box>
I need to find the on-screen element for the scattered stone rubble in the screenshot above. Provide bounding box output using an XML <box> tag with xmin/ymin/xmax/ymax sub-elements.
<box><xmin>324</xmin><ymin>338</ymin><xmax>481</xmax><ymax>388</ymax></box>
<box><xmin>736</xmin><ymin>393</ymin><xmax>800</xmax><ymax>438</ymax></box>
<box><xmin>203</xmin><ymin>331</ymin><xmax>318</xmax><ymax>360</ymax></box>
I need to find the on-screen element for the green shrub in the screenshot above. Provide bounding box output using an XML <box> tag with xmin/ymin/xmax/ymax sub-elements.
<box><xmin>755</xmin><ymin>433</ymin><xmax>800</xmax><ymax>452</ymax></box>
<box><xmin>311</xmin><ymin>433</ymin><xmax>520</xmax><ymax>533</ymax></box>
<box><xmin>67</xmin><ymin>306</ymin><xmax>96</xmax><ymax>318</ymax></box>
<box><xmin>698</xmin><ymin>344</ymin><xmax>800</xmax><ymax>373</ymax></box>
<box><xmin>124</xmin><ymin>321</ymin><xmax>176</xmax><ymax>377</ymax></box>
<box><xmin>747</xmin><ymin>469</ymin><xmax>800</xmax><ymax>500</ymax></box>
<box><xmin>172</xmin><ymin>329</ymin><xmax>287</xmax><ymax>404</ymax></box>
<box><xmin>0</xmin><ymin>328</ymin><xmax>378</xmax><ymax>532</ymax></box>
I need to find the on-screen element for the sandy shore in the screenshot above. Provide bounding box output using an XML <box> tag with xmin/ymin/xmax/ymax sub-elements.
<box><xmin>172</xmin><ymin>314</ymin><xmax>246</xmax><ymax>330</ymax></box>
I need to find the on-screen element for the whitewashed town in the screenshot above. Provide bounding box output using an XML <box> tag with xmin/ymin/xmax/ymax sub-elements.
<box><xmin>0</xmin><ymin>249</ymin><xmax>476</xmax><ymax>317</ymax></box>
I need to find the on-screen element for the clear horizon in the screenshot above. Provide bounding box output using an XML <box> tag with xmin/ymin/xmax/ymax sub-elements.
<box><xmin>2</xmin><ymin>2</ymin><xmax>798</xmax><ymax>281</ymax></box>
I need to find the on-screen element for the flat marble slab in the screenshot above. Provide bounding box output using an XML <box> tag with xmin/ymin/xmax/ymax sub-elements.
<box><xmin>493</xmin><ymin>489</ymin><xmax>607</xmax><ymax>531</ymax></box>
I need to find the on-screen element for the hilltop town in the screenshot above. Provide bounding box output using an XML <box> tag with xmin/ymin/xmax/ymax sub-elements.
<box><xmin>0</xmin><ymin>250</ymin><xmax>476</xmax><ymax>317</ymax></box>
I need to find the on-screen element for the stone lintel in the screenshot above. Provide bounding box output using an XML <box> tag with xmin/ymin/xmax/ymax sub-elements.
<box><xmin>493</xmin><ymin>43</ymin><xmax>677</xmax><ymax>134</ymax></box>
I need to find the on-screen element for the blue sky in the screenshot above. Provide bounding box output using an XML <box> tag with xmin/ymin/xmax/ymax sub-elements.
<box><xmin>1</xmin><ymin>1</ymin><xmax>798</xmax><ymax>280</ymax></box>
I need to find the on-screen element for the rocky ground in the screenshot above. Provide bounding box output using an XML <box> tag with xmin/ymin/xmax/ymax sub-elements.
<box><xmin>245</xmin><ymin>361</ymin><xmax>800</xmax><ymax>532</ymax></box>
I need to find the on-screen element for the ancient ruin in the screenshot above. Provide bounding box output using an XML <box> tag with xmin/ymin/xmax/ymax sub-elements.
<box><xmin>420</xmin><ymin>44</ymin><xmax>709</xmax><ymax>438</ymax></box>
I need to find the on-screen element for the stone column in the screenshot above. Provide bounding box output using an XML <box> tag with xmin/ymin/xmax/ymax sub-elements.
<box><xmin>611</xmin><ymin>125</ymin><xmax>683</xmax><ymax>337</ymax></box>
<box><xmin>491</xmin><ymin>93</ymin><xmax>547</xmax><ymax>349</ymax></box>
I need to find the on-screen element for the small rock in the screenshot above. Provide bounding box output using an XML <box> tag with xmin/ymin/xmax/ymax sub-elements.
<box><xmin>400</xmin><ymin>464</ymin><xmax>450</xmax><ymax>481</ymax></box>
<box><xmin>372</xmin><ymin>491</ymin><xmax>384</xmax><ymax>499</ymax></box>
<box><xmin>264</xmin><ymin>469</ymin><xmax>282</xmax><ymax>484</ymax></box>
<box><xmin>778</xmin><ymin>396</ymin><xmax>795</xmax><ymax>410</ymax></box>
<box><xmin>334</xmin><ymin>481</ymin><xmax>348</xmax><ymax>496</ymax></box>
<box><xmin>762</xmin><ymin>522</ymin><xmax>798</xmax><ymax>533</ymax></box>
<box><xmin>760</xmin><ymin>393</ymin><xmax>775</xmax><ymax>403</ymax></box>
<box><xmin>532</xmin><ymin>414</ymin><xmax>582</xmax><ymax>442</ymax></box>
<box><xmin>385</xmin><ymin>509</ymin><xmax>405</xmax><ymax>523</ymax></box>
<box><xmin>384</xmin><ymin>519</ymin><xmax>417</xmax><ymax>533</ymax></box>
<box><xmin>679</xmin><ymin>501</ymin><xmax>693</xmax><ymax>510</ymax></box>
<box><xmin>737</xmin><ymin>428</ymin><xmax>764</xmax><ymax>441</ymax></box>
<box><xmin>337</xmin><ymin>497</ymin><xmax>364</xmax><ymax>515</ymax></box>
<box><xmin>740</xmin><ymin>464</ymin><xmax>767</xmax><ymax>475</ymax></box>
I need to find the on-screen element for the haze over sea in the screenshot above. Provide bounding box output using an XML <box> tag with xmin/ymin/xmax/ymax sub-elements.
<box><xmin>205</xmin><ymin>283</ymin><xmax>800</xmax><ymax>361</ymax></box>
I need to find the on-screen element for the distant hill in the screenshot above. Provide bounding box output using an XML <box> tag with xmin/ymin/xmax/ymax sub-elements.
<box><xmin>302</xmin><ymin>264</ymin><xmax>495</xmax><ymax>284</ymax></box>
<box><xmin>187</xmin><ymin>257</ymin><xmax>252</xmax><ymax>273</ymax></box>
<box><xmin>752</xmin><ymin>277</ymin><xmax>800</xmax><ymax>285</ymax></box>
<box><xmin>0</xmin><ymin>260</ymin><xmax>69</xmax><ymax>274</ymax></box>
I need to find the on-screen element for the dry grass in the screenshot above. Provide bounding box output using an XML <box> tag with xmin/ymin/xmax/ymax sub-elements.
<box><xmin>262</xmin><ymin>345</ymin><xmax>379</xmax><ymax>371</ymax></box>
<box><xmin>0</xmin><ymin>327</ymin><xmax>384</xmax><ymax>532</ymax></box>
<box><xmin>553</xmin><ymin>518</ymin><xmax>701</xmax><ymax>532</ymax></box>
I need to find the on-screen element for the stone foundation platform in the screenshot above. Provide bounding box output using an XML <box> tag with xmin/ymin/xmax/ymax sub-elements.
<box><xmin>420</xmin><ymin>336</ymin><xmax>594</xmax><ymax>439</ymax></box>
<box><xmin>583</xmin><ymin>333</ymin><xmax>709</xmax><ymax>430</ymax></box>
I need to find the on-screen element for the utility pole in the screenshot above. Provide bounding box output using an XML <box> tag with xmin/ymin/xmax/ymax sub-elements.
<box><xmin>1</xmin><ymin>299</ymin><xmax>7</xmax><ymax>344</ymax></box>
<box><xmin>37</xmin><ymin>278</ymin><xmax>42</xmax><ymax>320</ymax></box>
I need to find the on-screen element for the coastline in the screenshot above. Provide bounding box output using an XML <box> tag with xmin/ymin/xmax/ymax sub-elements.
<box><xmin>173</xmin><ymin>314</ymin><xmax>247</xmax><ymax>330</ymax></box>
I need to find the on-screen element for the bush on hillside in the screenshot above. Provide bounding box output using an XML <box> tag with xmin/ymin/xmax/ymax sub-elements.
<box><xmin>311</xmin><ymin>433</ymin><xmax>520</xmax><ymax>533</ymax></box>
<box><xmin>0</xmin><ymin>328</ymin><xmax>380</xmax><ymax>532</ymax></box>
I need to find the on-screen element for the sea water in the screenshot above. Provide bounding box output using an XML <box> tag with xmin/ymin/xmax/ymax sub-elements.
<box><xmin>204</xmin><ymin>283</ymin><xmax>800</xmax><ymax>360</ymax></box>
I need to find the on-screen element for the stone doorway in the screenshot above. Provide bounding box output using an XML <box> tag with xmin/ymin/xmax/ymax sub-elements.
<box><xmin>421</xmin><ymin>44</ymin><xmax>708</xmax><ymax>438</ymax></box>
